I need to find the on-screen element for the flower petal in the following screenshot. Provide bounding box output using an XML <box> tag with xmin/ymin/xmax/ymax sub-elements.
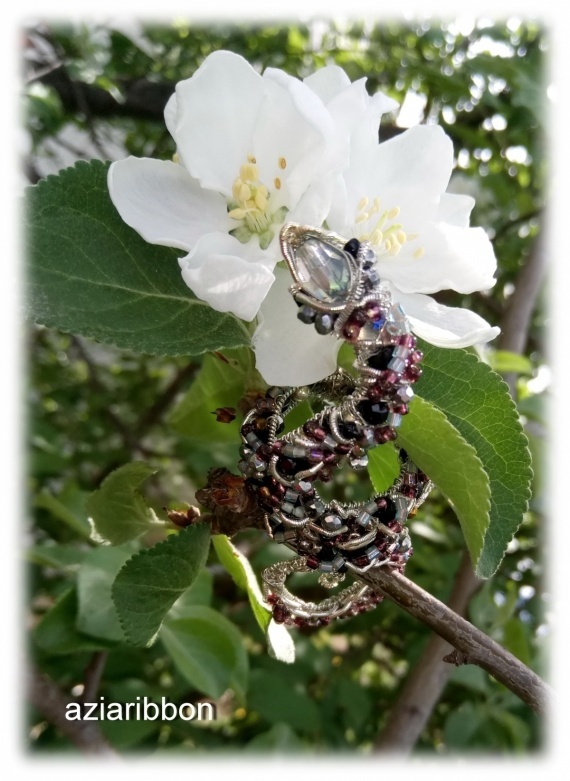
<box><xmin>436</xmin><ymin>192</ymin><xmax>475</xmax><ymax>227</ymax></box>
<box><xmin>392</xmin><ymin>288</ymin><xmax>500</xmax><ymax>347</ymax></box>
<box><xmin>164</xmin><ymin>92</ymin><xmax>177</xmax><ymax>140</ymax></box>
<box><xmin>172</xmin><ymin>51</ymin><xmax>265</xmax><ymax>196</ymax></box>
<box><xmin>380</xmin><ymin>222</ymin><xmax>497</xmax><ymax>295</ymax></box>
<box><xmin>303</xmin><ymin>65</ymin><xmax>351</xmax><ymax>103</ymax></box>
<box><xmin>108</xmin><ymin>157</ymin><xmax>231</xmax><ymax>251</ymax></box>
<box><xmin>178</xmin><ymin>233</ymin><xmax>274</xmax><ymax>322</ymax></box>
<box><xmin>252</xmin><ymin>267</ymin><xmax>342</xmax><ymax>385</ymax></box>
<box><xmin>330</xmin><ymin>124</ymin><xmax>454</xmax><ymax>235</ymax></box>
<box><xmin>256</xmin><ymin>68</ymin><xmax>341</xmax><ymax>210</ymax></box>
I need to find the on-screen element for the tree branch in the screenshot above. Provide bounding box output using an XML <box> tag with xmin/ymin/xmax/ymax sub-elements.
<box><xmin>358</xmin><ymin>565</ymin><xmax>552</xmax><ymax>716</ymax></box>
<box><xmin>27</xmin><ymin>665</ymin><xmax>117</xmax><ymax>756</ymax></box>
<box><xmin>373</xmin><ymin>551</ymin><xmax>481</xmax><ymax>752</ymax></box>
<box><xmin>81</xmin><ymin>652</ymin><xmax>108</xmax><ymax>704</ymax></box>
<box><xmin>190</xmin><ymin>474</ymin><xmax>551</xmax><ymax>716</ymax></box>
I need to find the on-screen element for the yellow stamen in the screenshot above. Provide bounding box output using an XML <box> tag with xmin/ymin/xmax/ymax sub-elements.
<box><xmin>371</xmin><ymin>229</ymin><xmax>384</xmax><ymax>245</ymax></box>
<box><xmin>255</xmin><ymin>192</ymin><xmax>268</xmax><ymax>211</ymax></box>
<box><xmin>355</xmin><ymin>212</ymin><xmax>369</xmax><ymax>224</ymax></box>
<box><xmin>413</xmin><ymin>247</ymin><xmax>425</xmax><ymax>259</ymax></box>
<box><xmin>232</xmin><ymin>178</ymin><xmax>244</xmax><ymax>200</ymax></box>
<box><xmin>358</xmin><ymin>196</ymin><xmax>369</xmax><ymax>211</ymax></box>
<box><xmin>396</xmin><ymin>230</ymin><xmax>407</xmax><ymax>244</ymax></box>
<box><xmin>279</xmin><ymin>157</ymin><xmax>287</xmax><ymax>169</ymax></box>
<box><xmin>247</xmin><ymin>154</ymin><xmax>256</xmax><ymax>164</ymax></box>
<box><xmin>240</xmin><ymin>163</ymin><xmax>259</xmax><ymax>182</ymax></box>
<box><xmin>229</xmin><ymin>208</ymin><xmax>246</xmax><ymax>220</ymax></box>
<box><xmin>239</xmin><ymin>183</ymin><xmax>252</xmax><ymax>202</ymax></box>
<box><xmin>387</xmin><ymin>206</ymin><xmax>400</xmax><ymax>219</ymax></box>
<box><xmin>274</xmin><ymin>177</ymin><xmax>281</xmax><ymax>190</ymax></box>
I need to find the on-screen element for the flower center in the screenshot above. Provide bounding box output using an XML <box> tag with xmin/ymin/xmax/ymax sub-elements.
<box><xmin>227</xmin><ymin>155</ymin><xmax>288</xmax><ymax>250</ymax></box>
<box><xmin>354</xmin><ymin>197</ymin><xmax>425</xmax><ymax>260</ymax></box>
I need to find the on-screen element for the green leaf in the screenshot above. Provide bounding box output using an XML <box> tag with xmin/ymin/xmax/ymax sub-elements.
<box><xmin>167</xmin><ymin>568</ymin><xmax>213</xmax><ymax>618</ymax></box>
<box><xmin>367</xmin><ymin>443</ymin><xmax>401</xmax><ymax>494</ymax></box>
<box><xmin>487</xmin><ymin>349</ymin><xmax>533</xmax><ymax>375</ymax></box>
<box><xmin>76</xmin><ymin>544</ymin><xmax>136</xmax><ymax>642</ymax></box>
<box><xmin>27</xmin><ymin>544</ymin><xmax>87</xmax><ymax>570</ymax></box>
<box><xmin>397</xmin><ymin>396</ymin><xmax>491</xmax><ymax>569</ymax></box>
<box><xmin>33</xmin><ymin>588</ymin><xmax>116</xmax><ymax>655</ymax></box>
<box><xmin>245</xmin><ymin>723</ymin><xmax>304</xmax><ymax>752</ymax></box>
<box><xmin>168</xmin><ymin>348</ymin><xmax>262</xmax><ymax>442</ymax></box>
<box><xmin>34</xmin><ymin>489</ymin><xmax>91</xmax><ymax>541</ymax></box>
<box><xmin>160</xmin><ymin>607</ymin><xmax>248</xmax><ymax>700</ymax></box>
<box><xmin>416</xmin><ymin>341</ymin><xmax>532</xmax><ymax>577</ymax></box>
<box><xmin>112</xmin><ymin>523</ymin><xmax>211</xmax><ymax>647</ymax></box>
<box><xmin>443</xmin><ymin>701</ymin><xmax>483</xmax><ymax>748</ymax></box>
<box><xmin>212</xmin><ymin>535</ymin><xmax>295</xmax><ymax>663</ymax></box>
<box><xmin>212</xmin><ymin>535</ymin><xmax>271</xmax><ymax>632</ymax></box>
<box><xmin>86</xmin><ymin>462</ymin><xmax>164</xmax><ymax>545</ymax></box>
<box><xmin>25</xmin><ymin>160</ymin><xmax>250</xmax><ymax>356</ymax></box>
<box><xmin>502</xmin><ymin>617</ymin><xmax>532</xmax><ymax>666</ymax></box>
<box><xmin>247</xmin><ymin>670</ymin><xmax>321</xmax><ymax>732</ymax></box>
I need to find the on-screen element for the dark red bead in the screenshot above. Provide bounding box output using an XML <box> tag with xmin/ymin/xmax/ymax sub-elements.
<box><xmin>342</xmin><ymin>322</ymin><xmax>361</xmax><ymax>341</ymax></box>
<box><xmin>323</xmin><ymin>452</ymin><xmax>337</xmax><ymax>465</ymax></box>
<box><xmin>379</xmin><ymin>370</ymin><xmax>399</xmax><ymax>385</ymax></box>
<box><xmin>398</xmin><ymin>334</ymin><xmax>416</xmax><ymax>348</ymax></box>
<box><xmin>409</xmin><ymin>349</ymin><xmax>423</xmax><ymax>364</ymax></box>
<box><xmin>335</xmin><ymin>444</ymin><xmax>351</xmax><ymax>454</ymax></box>
<box><xmin>374</xmin><ymin>426</ymin><xmax>397</xmax><ymax>443</ymax></box>
<box><xmin>353</xmin><ymin>555</ymin><xmax>369</xmax><ymax>568</ymax></box>
<box><xmin>266</xmin><ymin>593</ymin><xmax>278</xmax><ymax>605</ymax></box>
<box><xmin>403</xmin><ymin>365</ymin><xmax>422</xmax><ymax>382</ymax></box>
<box><xmin>365</xmin><ymin>303</ymin><xmax>382</xmax><ymax>321</ymax></box>
<box><xmin>392</xmin><ymin>403</ymin><xmax>409</xmax><ymax>415</ymax></box>
<box><xmin>367</xmin><ymin>385</ymin><xmax>384</xmax><ymax>402</ymax></box>
<box><xmin>279</xmin><ymin>458</ymin><xmax>296</xmax><ymax>474</ymax></box>
<box><xmin>273</xmin><ymin>605</ymin><xmax>289</xmax><ymax>623</ymax></box>
<box><xmin>271</xmin><ymin>440</ymin><xmax>284</xmax><ymax>454</ymax></box>
<box><xmin>306</xmin><ymin>555</ymin><xmax>319</xmax><ymax>570</ymax></box>
<box><xmin>308</xmin><ymin>448</ymin><xmax>324</xmax><ymax>463</ymax></box>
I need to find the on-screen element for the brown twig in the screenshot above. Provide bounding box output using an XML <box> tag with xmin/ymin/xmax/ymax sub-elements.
<box><xmin>359</xmin><ymin>565</ymin><xmax>552</xmax><ymax>716</ymax></box>
<box><xmin>27</xmin><ymin>665</ymin><xmax>117</xmax><ymax>756</ymax></box>
<box><xmin>81</xmin><ymin>652</ymin><xmax>108</xmax><ymax>704</ymax></box>
<box><xmin>373</xmin><ymin>551</ymin><xmax>481</xmax><ymax>751</ymax></box>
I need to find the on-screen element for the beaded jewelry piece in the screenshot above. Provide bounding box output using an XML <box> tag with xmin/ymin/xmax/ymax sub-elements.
<box><xmin>238</xmin><ymin>223</ymin><xmax>432</xmax><ymax>627</ymax></box>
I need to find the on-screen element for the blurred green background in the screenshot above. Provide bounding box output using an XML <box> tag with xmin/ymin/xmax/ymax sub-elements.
<box><xmin>24</xmin><ymin>16</ymin><xmax>548</xmax><ymax>755</ymax></box>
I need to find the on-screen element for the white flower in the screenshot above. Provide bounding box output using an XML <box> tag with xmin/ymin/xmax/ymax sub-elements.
<box><xmin>108</xmin><ymin>51</ymin><xmax>365</xmax><ymax>321</ymax></box>
<box><xmin>253</xmin><ymin>120</ymin><xmax>500</xmax><ymax>386</ymax></box>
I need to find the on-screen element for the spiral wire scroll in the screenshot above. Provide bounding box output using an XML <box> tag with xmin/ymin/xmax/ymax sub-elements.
<box><xmin>237</xmin><ymin>224</ymin><xmax>432</xmax><ymax>627</ymax></box>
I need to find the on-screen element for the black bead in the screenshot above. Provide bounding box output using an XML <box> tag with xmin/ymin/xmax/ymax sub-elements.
<box><xmin>374</xmin><ymin>497</ymin><xmax>396</xmax><ymax>523</ymax></box>
<box><xmin>315</xmin><ymin>313</ymin><xmax>335</xmax><ymax>334</ymax></box>
<box><xmin>297</xmin><ymin>305</ymin><xmax>317</xmax><ymax>324</ymax></box>
<box><xmin>343</xmin><ymin>238</ymin><xmax>360</xmax><ymax>258</ymax></box>
<box><xmin>356</xmin><ymin>399</ymin><xmax>389</xmax><ymax>425</ymax></box>
<box><xmin>367</xmin><ymin>345</ymin><xmax>395</xmax><ymax>371</ymax></box>
<box><xmin>338</xmin><ymin>420</ymin><xmax>359</xmax><ymax>440</ymax></box>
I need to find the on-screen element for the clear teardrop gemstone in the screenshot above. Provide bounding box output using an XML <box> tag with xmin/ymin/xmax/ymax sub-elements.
<box><xmin>291</xmin><ymin>237</ymin><xmax>353</xmax><ymax>303</ymax></box>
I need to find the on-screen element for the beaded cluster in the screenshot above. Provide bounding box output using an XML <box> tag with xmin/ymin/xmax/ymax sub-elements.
<box><xmin>238</xmin><ymin>223</ymin><xmax>432</xmax><ymax>627</ymax></box>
